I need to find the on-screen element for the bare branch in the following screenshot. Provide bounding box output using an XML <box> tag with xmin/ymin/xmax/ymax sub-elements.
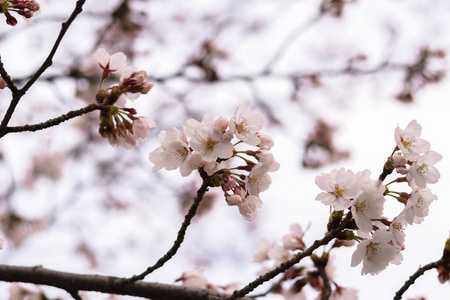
<box><xmin>0</xmin><ymin>264</ymin><xmax>253</xmax><ymax>300</ymax></box>
<box><xmin>393</xmin><ymin>258</ymin><xmax>444</xmax><ymax>300</ymax></box>
<box><xmin>126</xmin><ymin>174</ymin><xmax>212</xmax><ymax>283</ymax></box>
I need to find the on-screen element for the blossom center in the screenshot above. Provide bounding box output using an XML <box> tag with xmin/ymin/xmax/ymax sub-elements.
<box><xmin>201</xmin><ymin>137</ymin><xmax>217</xmax><ymax>150</ymax></box>
<box><xmin>236</xmin><ymin>121</ymin><xmax>248</xmax><ymax>134</ymax></box>
<box><xmin>355</xmin><ymin>201</ymin><xmax>368</xmax><ymax>212</ymax></box>
<box><xmin>402</xmin><ymin>137</ymin><xmax>414</xmax><ymax>148</ymax></box>
<box><xmin>175</xmin><ymin>148</ymin><xmax>188</xmax><ymax>161</ymax></box>
<box><xmin>334</xmin><ymin>184</ymin><xmax>345</xmax><ymax>197</ymax></box>
<box><xmin>366</xmin><ymin>242</ymin><xmax>380</xmax><ymax>260</ymax></box>
<box><xmin>248</xmin><ymin>175</ymin><xmax>262</xmax><ymax>186</ymax></box>
<box><xmin>417</xmin><ymin>164</ymin><xmax>429</xmax><ymax>174</ymax></box>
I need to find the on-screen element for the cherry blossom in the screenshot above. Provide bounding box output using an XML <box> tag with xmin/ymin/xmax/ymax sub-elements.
<box><xmin>148</xmin><ymin>127</ymin><xmax>193</xmax><ymax>176</ymax></box>
<box><xmin>256</xmin><ymin>132</ymin><xmax>274</xmax><ymax>150</ymax></box>
<box><xmin>226</xmin><ymin>186</ymin><xmax>263</xmax><ymax>221</ymax></box>
<box><xmin>351</xmin><ymin>230</ymin><xmax>397</xmax><ymax>275</ymax></box>
<box><xmin>95</xmin><ymin>48</ymin><xmax>127</xmax><ymax>78</ymax></box>
<box><xmin>245</xmin><ymin>163</ymin><xmax>272</xmax><ymax>195</ymax></box>
<box><xmin>189</xmin><ymin>116</ymin><xmax>234</xmax><ymax>162</ymax></box>
<box><xmin>400</xmin><ymin>188</ymin><xmax>437</xmax><ymax>224</ymax></box>
<box><xmin>229</xmin><ymin>104</ymin><xmax>264</xmax><ymax>146</ymax></box>
<box><xmin>395</xmin><ymin>120</ymin><xmax>430</xmax><ymax>161</ymax></box>
<box><xmin>132</xmin><ymin>116</ymin><xmax>157</xmax><ymax>142</ymax></box>
<box><xmin>350</xmin><ymin>179</ymin><xmax>386</xmax><ymax>233</ymax></box>
<box><xmin>407</xmin><ymin>150</ymin><xmax>442</xmax><ymax>188</ymax></box>
<box><xmin>255</xmin><ymin>150</ymin><xmax>280</xmax><ymax>172</ymax></box>
<box><xmin>315</xmin><ymin>168</ymin><xmax>363</xmax><ymax>211</ymax></box>
<box><xmin>389</xmin><ymin>216</ymin><xmax>407</xmax><ymax>250</ymax></box>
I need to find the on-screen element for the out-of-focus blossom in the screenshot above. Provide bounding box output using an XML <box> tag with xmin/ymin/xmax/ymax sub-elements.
<box><xmin>282</xmin><ymin>223</ymin><xmax>305</xmax><ymax>251</ymax></box>
<box><xmin>176</xmin><ymin>269</ymin><xmax>208</xmax><ymax>289</ymax></box>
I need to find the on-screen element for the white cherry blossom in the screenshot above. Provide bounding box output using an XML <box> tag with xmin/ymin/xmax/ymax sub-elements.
<box><xmin>189</xmin><ymin>115</ymin><xmax>234</xmax><ymax>162</ymax></box>
<box><xmin>394</xmin><ymin>120</ymin><xmax>430</xmax><ymax>161</ymax></box>
<box><xmin>95</xmin><ymin>48</ymin><xmax>127</xmax><ymax>77</ymax></box>
<box><xmin>350</xmin><ymin>179</ymin><xmax>386</xmax><ymax>233</ymax></box>
<box><xmin>245</xmin><ymin>163</ymin><xmax>272</xmax><ymax>195</ymax></box>
<box><xmin>351</xmin><ymin>230</ymin><xmax>397</xmax><ymax>275</ymax></box>
<box><xmin>229</xmin><ymin>104</ymin><xmax>264</xmax><ymax>146</ymax></box>
<box><xmin>315</xmin><ymin>168</ymin><xmax>363</xmax><ymax>211</ymax></box>
<box><xmin>132</xmin><ymin>116</ymin><xmax>156</xmax><ymax>142</ymax></box>
<box><xmin>148</xmin><ymin>127</ymin><xmax>193</xmax><ymax>176</ymax></box>
<box><xmin>400</xmin><ymin>188</ymin><xmax>437</xmax><ymax>224</ymax></box>
<box><xmin>407</xmin><ymin>150</ymin><xmax>442</xmax><ymax>188</ymax></box>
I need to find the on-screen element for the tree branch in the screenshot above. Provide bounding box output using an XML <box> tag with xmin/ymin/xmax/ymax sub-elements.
<box><xmin>0</xmin><ymin>265</ymin><xmax>253</xmax><ymax>300</ymax></box>
<box><xmin>126</xmin><ymin>174</ymin><xmax>211</xmax><ymax>283</ymax></box>
<box><xmin>229</xmin><ymin>213</ymin><xmax>353</xmax><ymax>299</ymax></box>
<box><xmin>393</xmin><ymin>258</ymin><xmax>444</xmax><ymax>300</ymax></box>
<box><xmin>1</xmin><ymin>103</ymin><xmax>102</xmax><ymax>136</ymax></box>
<box><xmin>0</xmin><ymin>0</ymin><xmax>87</xmax><ymax>132</ymax></box>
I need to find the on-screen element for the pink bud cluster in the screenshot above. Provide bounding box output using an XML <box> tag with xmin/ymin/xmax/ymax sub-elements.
<box><xmin>0</xmin><ymin>0</ymin><xmax>40</xmax><ymax>26</ymax></box>
<box><xmin>149</xmin><ymin>104</ymin><xmax>279</xmax><ymax>221</ymax></box>
<box><xmin>93</xmin><ymin>48</ymin><xmax>157</xmax><ymax>149</ymax></box>
<box><xmin>314</xmin><ymin>120</ymin><xmax>441</xmax><ymax>276</ymax></box>
<box><xmin>98</xmin><ymin>106</ymin><xmax>156</xmax><ymax>150</ymax></box>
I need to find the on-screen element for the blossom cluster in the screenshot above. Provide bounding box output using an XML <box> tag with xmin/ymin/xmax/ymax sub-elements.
<box><xmin>315</xmin><ymin>120</ymin><xmax>442</xmax><ymax>275</ymax></box>
<box><xmin>94</xmin><ymin>48</ymin><xmax>156</xmax><ymax>149</ymax></box>
<box><xmin>0</xmin><ymin>0</ymin><xmax>40</xmax><ymax>26</ymax></box>
<box><xmin>253</xmin><ymin>224</ymin><xmax>358</xmax><ymax>300</ymax></box>
<box><xmin>149</xmin><ymin>104</ymin><xmax>279</xmax><ymax>221</ymax></box>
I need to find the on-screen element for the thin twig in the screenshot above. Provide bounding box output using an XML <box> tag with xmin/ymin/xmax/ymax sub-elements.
<box><xmin>229</xmin><ymin>213</ymin><xmax>353</xmax><ymax>299</ymax></box>
<box><xmin>2</xmin><ymin>103</ymin><xmax>102</xmax><ymax>136</ymax></box>
<box><xmin>393</xmin><ymin>258</ymin><xmax>443</xmax><ymax>300</ymax></box>
<box><xmin>125</xmin><ymin>174</ymin><xmax>211</xmax><ymax>283</ymax></box>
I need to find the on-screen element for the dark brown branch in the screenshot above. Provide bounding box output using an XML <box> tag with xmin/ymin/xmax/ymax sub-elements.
<box><xmin>0</xmin><ymin>265</ymin><xmax>253</xmax><ymax>300</ymax></box>
<box><xmin>2</xmin><ymin>103</ymin><xmax>102</xmax><ymax>136</ymax></box>
<box><xmin>229</xmin><ymin>213</ymin><xmax>353</xmax><ymax>299</ymax></box>
<box><xmin>0</xmin><ymin>0</ymin><xmax>86</xmax><ymax>133</ymax></box>
<box><xmin>393</xmin><ymin>258</ymin><xmax>444</xmax><ymax>300</ymax></box>
<box><xmin>126</xmin><ymin>174</ymin><xmax>211</xmax><ymax>283</ymax></box>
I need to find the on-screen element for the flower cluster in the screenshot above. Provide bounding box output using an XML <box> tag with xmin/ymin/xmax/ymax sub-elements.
<box><xmin>315</xmin><ymin>120</ymin><xmax>441</xmax><ymax>275</ymax></box>
<box><xmin>0</xmin><ymin>0</ymin><xmax>40</xmax><ymax>26</ymax></box>
<box><xmin>253</xmin><ymin>224</ymin><xmax>357</xmax><ymax>300</ymax></box>
<box><xmin>94</xmin><ymin>48</ymin><xmax>156</xmax><ymax>149</ymax></box>
<box><xmin>149</xmin><ymin>104</ymin><xmax>279</xmax><ymax>221</ymax></box>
